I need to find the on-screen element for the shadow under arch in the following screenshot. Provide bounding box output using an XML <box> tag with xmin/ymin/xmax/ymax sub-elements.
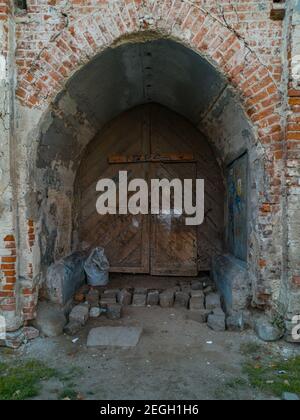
<box><xmin>30</xmin><ymin>36</ymin><xmax>261</xmax><ymax>312</ymax></box>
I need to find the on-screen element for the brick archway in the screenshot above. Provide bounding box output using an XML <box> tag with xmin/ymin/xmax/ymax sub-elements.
<box><xmin>16</xmin><ymin>1</ymin><xmax>282</xmax><ymax>145</ymax></box>
<box><xmin>0</xmin><ymin>1</ymin><xmax>286</xmax><ymax>331</ymax></box>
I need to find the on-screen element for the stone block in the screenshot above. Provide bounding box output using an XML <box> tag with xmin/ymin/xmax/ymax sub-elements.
<box><xmin>174</xmin><ymin>291</ymin><xmax>190</xmax><ymax>308</ymax></box>
<box><xmin>207</xmin><ymin>310</ymin><xmax>226</xmax><ymax>332</ymax></box>
<box><xmin>134</xmin><ymin>287</ymin><xmax>148</xmax><ymax>295</ymax></box>
<box><xmin>107</xmin><ymin>304</ymin><xmax>123</xmax><ymax>320</ymax></box>
<box><xmin>226</xmin><ymin>311</ymin><xmax>246</xmax><ymax>332</ymax></box>
<box><xmin>33</xmin><ymin>301</ymin><xmax>67</xmax><ymax>337</ymax></box>
<box><xmin>117</xmin><ymin>289</ymin><xmax>132</xmax><ymax>306</ymax></box>
<box><xmin>147</xmin><ymin>290</ymin><xmax>160</xmax><ymax>306</ymax></box>
<box><xmin>100</xmin><ymin>296</ymin><xmax>117</xmax><ymax>308</ymax></box>
<box><xmin>190</xmin><ymin>296</ymin><xmax>205</xmax><ymax>311</ymax></box>
<box><xmin>69</xmin><ymin>304</ymin><xmax>89</xmax><ymax>326</ymax></box>
<box><xmin>64</xmin><ymin>321</ymin><xmax>82</xmax><ymax>336</ymax></box>
<box><xmin>103</xmin><ymin>289</ymin><xmax>119</xmax><ymax>299</ymax></box>
<box><xmin>160</xmin><ymin>290</ymin><xmax>175</xmax><ymax>308</ymax></box>
<box><xmin>132</xmin><ymin>293</ymin><xmax>147</xmax><ymax>307</ymax></box>
<box><xmin>191</xmin><ymin>290</ymin><xmax>204</xmax><ymax>299</ymax></box>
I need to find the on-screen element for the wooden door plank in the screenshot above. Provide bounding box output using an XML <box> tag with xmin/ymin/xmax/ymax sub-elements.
<box><xmin>108</xmin><ymin>153</ymin><xmax>195</xmax><ymax>164</ymax></box>
<box><xmin>150</xmin><ymin>162</ymin><xmax>198</xmax><ymax>277</ymax></box>
<box><xmin>75</xmin><ymin>106</ymin><xmax>151</xmax><ymax>274</ymax></box>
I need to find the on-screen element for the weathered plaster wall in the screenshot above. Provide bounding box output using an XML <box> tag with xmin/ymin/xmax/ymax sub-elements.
<box><xmin>0</xmin><ymin>0</ymin><xmax>23</xmax><ymax>331</ymax></box>
<box><xmin>284</xmin><ymin>0</ymin><xmax>300</xmax><ymax>337</ymax></box>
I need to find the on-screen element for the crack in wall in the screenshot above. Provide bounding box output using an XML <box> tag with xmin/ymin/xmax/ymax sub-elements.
<box><xmin>181</xmin><ymin>0</ymin><xmax>280</xmax><ymax>87</ymax></box>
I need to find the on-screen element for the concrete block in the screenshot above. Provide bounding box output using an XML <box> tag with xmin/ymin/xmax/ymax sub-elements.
<box><xmin>87</xmin><ymin>326</ymin><xmax>143</xmax><ymax>347</ymax></box>
<box><xmin>45</xmin><ymin>252</ymin><xmax>87</xmax><ymax>306</ymax></box>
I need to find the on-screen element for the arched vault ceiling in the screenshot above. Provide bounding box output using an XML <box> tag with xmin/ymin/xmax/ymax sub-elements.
<box><xmin>38</xmin><ymin>39</ymin><xmax>255</xmax><ymax>169</ymax></box>
<box><xmin>65</xmin><ymin>39</ymin><xmax>228</xmax><ymax>128</ymax></box>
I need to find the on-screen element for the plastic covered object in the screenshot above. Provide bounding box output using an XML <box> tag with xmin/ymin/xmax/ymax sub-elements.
<box><xmin>84</xmin><ymin>247</ymin><xmax>110</xmax><ymax>286</ymax></box>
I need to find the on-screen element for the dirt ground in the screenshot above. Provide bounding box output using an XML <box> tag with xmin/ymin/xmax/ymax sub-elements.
<box><xmin>1</xmin><ymin>305</ymin><xmax>300</xmax><ymax>400</ymax></box>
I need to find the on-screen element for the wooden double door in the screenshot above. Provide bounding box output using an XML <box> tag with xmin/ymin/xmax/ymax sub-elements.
<box><xmin>77</xmin><ymin>105</ymin><xmax>199</xmax><ymax>276</ymax></box>
<box><xmin>103</xmin><ymin>160</ymin><xmax>198</xmax><ymax>276</ymax></box>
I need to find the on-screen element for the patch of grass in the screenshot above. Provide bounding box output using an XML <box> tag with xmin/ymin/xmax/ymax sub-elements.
<box><xmin>56</xmin><ymin>366</ymin><xmax>83</xmax><ymax>400</ymax></box>
<box><xmin>214</xmin><ymin>377</ymin><xmax>249</xmax><ymax>399</ymax></box>
<box><xmin>0</xmin><ymin>360</ymin><xmax>57</xmax><ymax>400</ymax></box>
<box><xmin>225</xmin><ymin>377</ymin><xmax>248</xmax><ymax>390</ymax></box>
<box><xmin>58</xmin><ymin>388</ymin><xmax>78</xmax><ymax>400</ymax></box>
<box><xmin>244</xmin><ymin>356</ymin><xmax>300</xmax><ymax>397</ymax></box>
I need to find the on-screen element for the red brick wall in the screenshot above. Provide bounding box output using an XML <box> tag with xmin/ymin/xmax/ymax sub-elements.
<box><xmin>0</xmin><ymin>1</ymin><xmax>20</xmax><ymax>330</ymax></box>
<box><xmin>0</xmin><ymin>235</ymin><xmax>17</xmax><ymax>314</ymax></box>
<box><xmin>285</xmin><ymin>1</ymin><xmax>300</xmax><ymax>321</ymax></box>
<box><xmin>15</xmin><ymin>1</ymin><xmax>285</xmax><ymax>309</ymax></box>
<box><xmin>0</xmin><ymin>0</ymin><xmax>294</xmax><ymax>328</ymax></box>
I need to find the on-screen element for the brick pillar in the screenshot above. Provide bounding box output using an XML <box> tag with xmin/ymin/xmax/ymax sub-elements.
<box><xmin>0</xmin><ymin>1</ymin><xmax>22</xmax><ymax>331</ymax></box>
<box><xmin>284</xmin><ymin>0</ymin><xmax>300</xmax><ymax>335</ymax></box>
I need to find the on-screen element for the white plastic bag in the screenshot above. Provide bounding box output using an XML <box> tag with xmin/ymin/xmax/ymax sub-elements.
<box><xmin>84</xmin><ymin>247</ymin><xmax>110</xmax><ymax>286</ymax></box>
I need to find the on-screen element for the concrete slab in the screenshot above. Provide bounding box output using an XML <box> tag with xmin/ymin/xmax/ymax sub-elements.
<box><xmin>87</xmin><ymin>326</ymin><xmax>143</xmax><ymax>348</ymax></box>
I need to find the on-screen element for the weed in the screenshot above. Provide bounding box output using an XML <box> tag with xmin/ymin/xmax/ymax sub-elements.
<box><xmin>0</xmin><ymin>360</ymin><xmax>57</xmax><ymax>400</ymax></box>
